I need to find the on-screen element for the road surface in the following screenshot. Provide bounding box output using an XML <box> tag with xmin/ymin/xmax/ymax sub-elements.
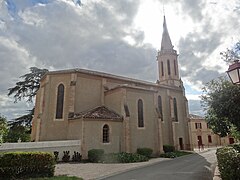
<box><xmin>102</xmin><ymin>149</ymin><xmax>217</xmax><ymax>180</ymax></box>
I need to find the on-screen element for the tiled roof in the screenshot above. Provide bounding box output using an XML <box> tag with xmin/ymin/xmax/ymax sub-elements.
<box><xmin>70</xmin><ymin>106</ymin><xmax>123</xmax><ymax>120</ymax></box>
<box><xmin>189</xmin><ymin>114</ymin><xmax>204</xmax><ymax>119</ymax></box>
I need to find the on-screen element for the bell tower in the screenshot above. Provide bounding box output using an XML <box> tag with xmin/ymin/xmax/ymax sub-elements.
<box><xmin>157</xmin><ymin>16</ymin><xmax>181</xmax><ymax>86</ymax></box>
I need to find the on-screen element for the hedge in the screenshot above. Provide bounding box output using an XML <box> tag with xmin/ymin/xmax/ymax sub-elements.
<box><xmin>0</xmin><ymin>152</ymin><xmax>55</xmax><ymax>179</ymax></box>
<box><xmin>88</xmin><ymin>149</ymin><xmax>104</xmax><ymax>163</ymax></box>
<box><xmin>136</xmin><ymin>148</ymin><xmax>153</xmax><ymax>158</ymax></box>
<box><xmin>216</xmin><ymin>145</ymin><xmax>240</xmax><ymax>180</ymax></box>
<box><xmin>163</xmin><ymin>145</ymin><xmax>175</xmax><ymax>153</ymax></box>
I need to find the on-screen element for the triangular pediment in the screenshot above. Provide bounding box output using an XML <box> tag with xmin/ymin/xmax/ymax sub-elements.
<box><xmin>71</xmin><ymin>106</ymin><xmax>123</xmax><ymax>120</ymax></box>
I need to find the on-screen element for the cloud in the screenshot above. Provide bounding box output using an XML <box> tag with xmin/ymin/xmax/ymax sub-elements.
<box><xmin>1</xmin><ymin>0</ymin><xmax>240</xmax><ymax>119</ymax></box>
<box><xmin>0</xmin><ymin>0</ymin><xmax>157</xmax><ymax>119</ymax></box>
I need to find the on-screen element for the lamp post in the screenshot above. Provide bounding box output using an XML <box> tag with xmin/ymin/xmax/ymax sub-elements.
<box><xmin>227</xmin><ymin>60</ymin><xmax>240</xmax><ymax>84</ymax></box>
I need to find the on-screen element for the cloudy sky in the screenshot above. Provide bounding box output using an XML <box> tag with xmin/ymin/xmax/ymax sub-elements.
<box><xmin>0</xmin><ymin>0</ymin><xmax>239</xmax><ymax>120</ymax></box>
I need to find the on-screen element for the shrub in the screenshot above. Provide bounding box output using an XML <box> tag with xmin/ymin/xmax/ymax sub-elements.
<box><xmin>163</xmin><ymin>145</ymin><xmax>175</xmax><ymax>153</ymax></box>
<box><xmin>228</xmin><ymin>143</ymin><xmax>240</xmax><ymax>153</ymax></box>
<box><xmin>159</xmin><ymin>152</ymin><xmax>176</xmax><ymax>158</ymax></box>
<box><xmin>117</xmin><ymin>152</ymin><xmax>148</xmax><ymax>163</ymax></box>
<box><xmin>54</xmin><ymin>151</ymin><xmax>59</xmax><ymax>162</ymax></box>
<box><xmin>62</xmin><ymin>151</ymin><xmax>70</xmax><ymax>162</ymax></box>
<box><xmin>159</xmin><ymin>151</ymin><xmax>192</xmax><ymax>159</ymax></box>
<box><xmin>88</xmin><ymin>149</ymin><xmax>104</xmax><ymax>163</ymax></box>
<box><xmin>136</xmin><ymin>148</ymin><xmax>153</xmax><ymax>158</ymax></box>
<box><xmin>216</xmin><ymin>146</ymin><xmax>240</xmax><ymax>180</ymax></box>
<box><xmin>0</xmin><ymin>151</ymin><xmax>55</xmax><ymax>179</ymax></box>
<box><xmin>72</xmin><ymin>151</ymin><xmax>82</xmax><ymax>162</ymax></box>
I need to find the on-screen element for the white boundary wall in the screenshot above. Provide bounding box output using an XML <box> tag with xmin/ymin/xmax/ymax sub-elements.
<box><xmin>0</xmin><ymin>140</ymin><xmax>81</xmax><ymax>161</ymax></box>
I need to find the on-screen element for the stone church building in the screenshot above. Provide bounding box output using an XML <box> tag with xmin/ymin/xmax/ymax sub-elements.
<box><xmin>31</xmin><ymin>16</ymin><xmax>191</xmax><ymax>157</ymax></box>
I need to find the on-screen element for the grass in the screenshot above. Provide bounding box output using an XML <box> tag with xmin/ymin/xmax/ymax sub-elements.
<box><xmin>27</xmin><ymin>176</ymin><xmax>83</xmax><ymax>180</ymax></box>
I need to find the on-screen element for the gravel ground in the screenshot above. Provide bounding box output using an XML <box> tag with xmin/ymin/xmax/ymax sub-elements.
<box><xmin>55</xmin><ymin>158</ymin><xmax>170</xmax><ymax>180</ymax></box>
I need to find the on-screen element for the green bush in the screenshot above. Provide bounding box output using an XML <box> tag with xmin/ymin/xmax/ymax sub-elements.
<box><xmin>101</xmin><ymin>152</ymin><xmax>148</xmax><ymax>163</ymax></box>
<box><xmin>228</xmin><ymin>143</ymin><xmax>240</xmax><ymax>153</ymax></box>
<box><xmin>216</xmin><ymin>146</ymin><xmax>240</xmax><ymax>180</ymax></box>
<box><xmin>0</xmin><ymin>151</ymin><xmax>55</xmax><ymax>179</ymax></box>
<box><xmin>163</xmin><ymin>145</ymin><xmax>175</xmax><ymax>153</ymax></box>
<box><xmin>136</xmin><ymin>148</ymin><xmax>153</xmax><ymax>158</ymax></box>
<box><xmin>159</xmin><ymin>152</ymin><xmax>176</xmax><ymax>158</ymax></box>
<box><xmin>159</xmin><ymin>151</ymin><xmax>192</xmax><ymax>158</ymax></box>
<box><xmin>117</xmin><ymin>152</ymin><xmax>148</xmax><ymax>163</ymax></box>
<box><xmin>88</xmin><ymin>149</ymin><xmax>104</xmax><ymax>162</ymax></box>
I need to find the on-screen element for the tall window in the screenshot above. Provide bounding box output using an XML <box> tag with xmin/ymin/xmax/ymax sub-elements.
<box><xmin>103</xmin><ymin>124</ymin><xmax>109</xmax><ymax>143</ymax></box>
<box><xmin>138</xmin><ymin>99</ymin><xmax>144</xmax><ymax>127</ymax></box>
<box><xmin>167</xmin><ymin>59</ymin><xmax>171</xmax><ymax>75</ymax></box>
<box><xmin>174</xmin><ymin>60</ymin><xmax>177</xmax><ymax>75</ymax></box>
<box><xmin>56</xmin><ymin>84</ymin><xmax>64</xmax><ymax>119</ymax></box>
<box><xmin>195</xmin><ymin>123</ymin><xmax>202</xmax><ymax>129</ymax></box>
<box><xmin>161</xmin><ymin>61</ymin><xmax>164</xmax><ymax>76</ymax></box>
<box><xmin>173</xmin><ymin>98</ymin><xmax>178</xmax><ymax>121</ymax></box>
<box><xmin>158</xmin><ymin>96</ymin><xmax>163</xmax><ymax>121</ymax></box>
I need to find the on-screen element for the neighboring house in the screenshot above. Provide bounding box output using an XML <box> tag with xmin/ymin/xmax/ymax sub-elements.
<box><xmin>189</xmin><ymin>114</ymin><xmax>235</xmax><ymax>148</ymax></box>
<box><xmin>31</xmin><ymin>16</ymin><xmax>191</xmax><ymax>158</ymax></box>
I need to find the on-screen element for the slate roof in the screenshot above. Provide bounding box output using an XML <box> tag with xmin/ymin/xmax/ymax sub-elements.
<box><xmin>70</xmin><ymin>106</ymin><xmax>123</xmax><ymax>121</ymax></box>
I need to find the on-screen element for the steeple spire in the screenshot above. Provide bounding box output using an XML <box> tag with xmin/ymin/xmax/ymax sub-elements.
<box><xmin>161</xmin><ymin>16</ymin><xmax>173</xmax><ymax>50</ymax></box>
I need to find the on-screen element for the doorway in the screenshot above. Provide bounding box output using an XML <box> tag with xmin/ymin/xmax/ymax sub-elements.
<box><xmin>179</xmin><ymin>138</ymin><xmax>184</xmax><ymax>150</ymax></box>
<box><xmin>197</xmin><ymin>136</ymin><xmax>202</xmax><ymax>147</ymax></box>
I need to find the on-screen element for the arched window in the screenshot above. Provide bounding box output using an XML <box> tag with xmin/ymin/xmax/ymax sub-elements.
<box><xmin>173</xmin><ymin>98</ymin><xmax>178</xmax><ymax>121</ymax></box>
<box><xmin>103</xmin><ymin>124</ymin><xmax>109</xmax><ymax>143</ymax></box>
<box><xmin>174</xmin><ymin>60</ymin><xmax>177</xmax><ymax>75</ymax></box>
<box><xmin>158</xmin><ymin>96</ymin><xmax>163</xmax><ymax>121</ymax></box>
<box><xmin>55</xmin><ymin>84</ymin><xmax>64</xmax><ymax>119</ymax></box>
<box><xmin>138</xmin><ymin>99</ymin><xmax>144</xmax><ymax>127</ymax></box>
<box><xmin>167</xmin><ymin>59</ymin><xmax>171</xmax><ymax>75</ymax></box>
<box><xmin>161</xmin><ymin>61</ymin><xmax>164</xmax><ymax>76</ymax></box>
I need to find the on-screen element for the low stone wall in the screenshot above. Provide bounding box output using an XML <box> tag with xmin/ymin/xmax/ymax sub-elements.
<box><xmin>0</xmin><ymin>140</ymin><xmax>81</xmax><ymax>161</ymax></box>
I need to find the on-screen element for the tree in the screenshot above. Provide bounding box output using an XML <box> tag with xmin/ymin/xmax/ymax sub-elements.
<box><xmin>8</xmin><ymin>67</ymin><xmax>48</xmax><ymax>103</ymax></box>
<box><xmin>201</xmin><ymin>77</ymin><xmax>240</xmax><ymax>137</ymax></box>
<box><xmin>0</xmin><ymin>114</ymin><xmax>8</xmax><ymax>143</ymax></box>
<box><xmin>8</xmin><ymin>67</ymin><xmax>48</xmax><ymax>128</ymax></box>
<box><xmin>3</xmin><ymin>125</ymin><xmax>30</xmax><ymax>143</ymax></box>
<box><xmin>220</xmin><ymin>41</ymin><xmax>240</xmax><ymax>63</ymax></box>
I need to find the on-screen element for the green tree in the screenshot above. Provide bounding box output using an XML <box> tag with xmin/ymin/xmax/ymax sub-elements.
<box><xmin>220</xmin><ymin>41</ymin><xmax>240</xmax><ymax>63</ymax></box>
<box><xmin>3</xmin><ymin>125</ymin><xmax>30</xmax><ymax>142</ymax></box>
<box><xmin>8</xmin><ymin>67</ymin><xmax>48</xmax><ymax>128</ymax></box>
<box><xmin>0</xmin><ymin>114</ymin><xmax>8</xmax><ymax>143</ymax></box>
<box><xmin>201</xmin><ymin>77</ymin><xmax>240</xmax><ymax>137</ymax></box>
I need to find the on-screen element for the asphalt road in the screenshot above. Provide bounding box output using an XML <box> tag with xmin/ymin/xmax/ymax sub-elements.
<box><xmin>102</xmin><ymin>149</ymin><xmax>217</xmax><ymax>180</ymax></box>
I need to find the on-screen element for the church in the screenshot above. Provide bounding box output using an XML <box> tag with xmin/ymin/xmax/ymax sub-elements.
<box><xmin>31</xmin><ymin>16</ymin><xmax>191</xmax><ymax>158</ymax></box>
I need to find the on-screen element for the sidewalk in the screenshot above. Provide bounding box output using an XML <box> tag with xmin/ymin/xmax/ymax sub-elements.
<box><xmin>213</xmin><ymin>165</ymin><xmax>221</xmax><ymax>180</ymax></box>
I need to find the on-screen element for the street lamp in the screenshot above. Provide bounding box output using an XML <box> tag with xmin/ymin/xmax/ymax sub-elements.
<box><xmin>227</xmin><ymin>60</ymin><xmax>240</xmax><ymax>84</ymax></box>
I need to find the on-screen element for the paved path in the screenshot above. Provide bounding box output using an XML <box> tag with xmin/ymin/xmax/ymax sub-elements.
<box><xmin>55</xmin><ymin>158</ymin><xmax>170</xmax><ymax>180</ymax></box>
<box><xmin>55</xmin><ymin>148</ymin><xmax>217</xmax><ymax>180</ymax></box>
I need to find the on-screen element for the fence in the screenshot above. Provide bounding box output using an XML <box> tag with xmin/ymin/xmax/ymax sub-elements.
<box><xmin>0</xmin><ymin>140</ymin><xmax>81</xmax><ymax>161</ymax></box>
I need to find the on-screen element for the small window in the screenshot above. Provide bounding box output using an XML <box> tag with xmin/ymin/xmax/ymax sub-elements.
<box><xmin>158</xmin><ymin>96</ymin><xmax>163</xmax><ymax>121</ymax></box>
<box><xmin>103</xmin><ymin>124</ymin><xmax>109</xmax><ymax>143</ymax></box>
<box><xmin>55</xmin><ymin>84</ymin><xmax>64</xmax><ymax>119</ymax></box>
<box><xmin>138</xmin><ymin>99</ymin><xmax>144</xmax><ymax>127</ymax></box>
<box><xmin>167</xmin><ymin>59</ymin><xmax>171</xmax><ymax>75</ymax></box>
<box><xmin>173</xmin><ymin>98</ymin><xmax>178</xmax><ymax>121</ymax></box>
<box><xmin>208</xmin><ymin>135</ymin><xmax>212</xmax><ymax>143</ymax></box>
<box><xmin>195</xmin><ymin>123</ymin><xmax>202</xmax><ymax>129</ymax></box>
